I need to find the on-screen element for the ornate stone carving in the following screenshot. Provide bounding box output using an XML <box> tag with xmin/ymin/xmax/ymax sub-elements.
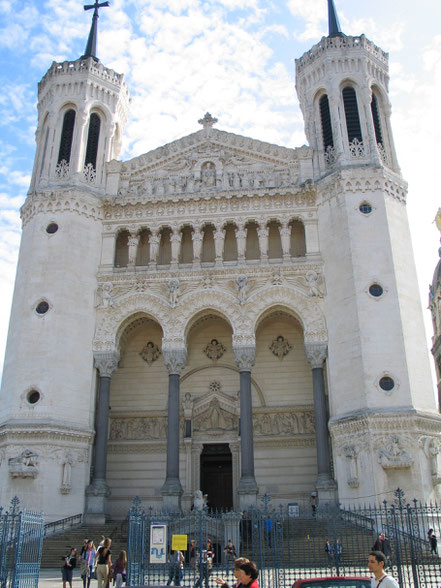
<box><xmin>94</xmin><ymin>351</ymin><xmax>120</xmax><ymax>377</ymax></box>
<box><xmin>140</xmin><ymin>341</ymin><xmax>161</xmax><ymax>365</ymax></box>
<box><xmin>109</xmin><ymin>417</ymin><xmax>168</xmax><ymax>440</ymax></box>
<box><xmin>420</xmin><ymin>436</ymin><xmax>441</xmax><ymax>485</ymax></box>
<box><xmin>193</xmin><ymin>398</ymin><xmax>237</xmax><ymax>432</ymax></box>
<box><xmin>163</xmin><ymin>347</ymin><xmax>187</xmax><ymax>375</ymax></box>
<box><xmin>253</xmin><ymin>410</ymin><xmax>314</xmax><ymax>436</ymax></box>
<box><xmin>378</xmin><ymin>435</ymin><xmax>413</xmax><ymax>469</ymax></box>
<box><xmin>198</xmin><ymin>113</ymin><xmax>218</xmax><ymax>129</ymax></box>
<box><xmin>60</xmin><ymin>452</ymin><xmax>73</xmax><ymax>494</ymax></box>
<box><xmin>304</xmin><ymin>342</ymin><xmax>327</xmax><ymax>368</ymax></box>
<box><xmin>193</xmin><ymin>488</ymin><xmax>208</xmax><ymax>510</ymax></box>
<box><xmin>343</xmin><ymin>445</ymin><xmax>359</xmax><ymax>488</ymax></box>
<box><xmin>233</xmin><ymin>345</ymin><xmax>256</xmax><ymax>371</ymax></box>
<box><xmin>203</xmin><ymin>339</ymin><xmax>226</xmax><ymax>361</ymax></box>
<box><xmin>209</xmin><ymin>381</ymin><xmax>221</xmax><ymax>393</ymax></box>
<box><xmin>305</xmin><ymin>270</ymin><xmax>324</xmax><ymax>298</ymax></box>
<box><xmin>269</xmin><ymin>335</ymin><xmax>292</xmax><ymax>360</ymax></box>
<box><xmin>236</xmin><ymin>276</ymin><xmax>248</xmax><ymax>304</ymax></box>
<box><xmin>98</xmin><ymin>282</ymin><xmax>114</xmax><ymax>308</ymax></box>
<box><xmin>9</xmin><ymin>449</ymin><xmax>39</xmax><ymax>478</ymax></box>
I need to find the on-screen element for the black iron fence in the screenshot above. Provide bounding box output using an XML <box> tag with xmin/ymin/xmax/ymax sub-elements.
<box><xmin>127</xmin><ymin>490</ymin><xmax>441</xmax><ymax>588</ymax></box>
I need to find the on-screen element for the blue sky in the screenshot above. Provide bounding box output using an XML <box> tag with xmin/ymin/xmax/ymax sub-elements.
<box><xmin>1</xmin><ymin>0</ymin><xmax>441</xmax><ymax>382</ymax></box>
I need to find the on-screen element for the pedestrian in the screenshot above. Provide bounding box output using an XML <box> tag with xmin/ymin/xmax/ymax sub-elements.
<box><xmin>334</xmin><ymin>538</ymin><xmax>343</xmax><ymax>563</ymax></box>
<box><xmin>96</xmin><ymin>537</ymin><xmax>112</xmax><ymax>588</ymax></box>
<box><xmin>224</xmin><ymin>539</ymin><xmax>237</xmax><ymax>565</ymax></box>
<box><xmin>62</xmin><ymin>547</ymin><xmax>77</xmax><ymax>588</ymax></box>
<box><xmin>427</xmin><ymin>528</ymin><xmax>438</xmax><ymax>555</ymax></box>
<box><xmin>98</xmin><ymin>535</ymin><xmax>106</xmax><ymax>548</ymax></box>
<box><xmin>372</xmin><ymin>533</ymin><xmax>392</xmax><ymax>565</ymax></box>
<box><xmin>81</xmin><ymin>539</ymin><xmax>89</xmax><ymax>558</ymax></box>
<box><xmin>215</xmin><ymin>559</ymin><xmax>259</xmax><ymax>588</ymax></box>
<box><xmin>111</xmin><ymin>550</ymin><xmax>127</xmax><ymax>588</ymax></box>
<box><xmin>189</xmin><ymin>539</ymin><xmax>196</xmax><ymax>568</ymax></box>
<box><xmin>310</xmin><ymin>493</ymin><xmax>317</xmax><ymax>517</ymax></box>
<box><xmin>264</xmin><ymin>516</ymin><xmax>273</xmax><ymax>548</ymax></box>
<box><xmin>368</xmin><ymin>551</ymin><xmax>399</xmax><ymax>587</ymax></box>
<box><xmin>194</xmin><ymin>550</ymin><xmax>210</xmax><ymax>588</ymax></box>
<box><xmin>82</xmin><ymin>540</ymin><xmax>96</xmax><ymax>588</ymax></box>
<box><xmin>324</xmin><ymin>540</ymin><xmax>333</xmax><ymax>565</ymax></box>
<box><xmin>167</xmin><ymin>549</ymin><xmax>184</xmax><ymax>586</ymax></box>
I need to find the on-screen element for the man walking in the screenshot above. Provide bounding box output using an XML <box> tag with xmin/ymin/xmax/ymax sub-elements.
<box><xmin>368</xmin><ymin>551</ymin><xmax>399</xmax><ymax>587</ymax></box>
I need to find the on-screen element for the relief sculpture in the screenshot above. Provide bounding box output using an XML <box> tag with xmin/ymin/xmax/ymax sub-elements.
<box><xmin>253</xmin><ymin>411</ymin><xmax>314</xmax><ymax>436</ymax></box>
<box><xmin>110</xmin><ymin>417</ymin><xmax>168</xmax><ymax>440</ymax></box>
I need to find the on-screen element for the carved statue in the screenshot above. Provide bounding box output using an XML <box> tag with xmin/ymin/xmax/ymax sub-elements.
<box><xmin>257</xmin><ymin>226</ymin><xmax>269</xmax><ymax>258</ymax></box>
<box><xmin>305</xmin><ymin>270</ymin><xmax>323</xmax><ymax>297</ymax></box>
<box><xmin>344</xmin><ymin>445</ymin><xmax>359</xmax><ymax>488</ymax></box>
<box><xmin>201</xmin><ymin>162</ymin><xmax>216</xmax><ymax>188</ymax></box>
<box><xmin>170</xmin><ymin>231</ymin><xmax>182</xmax><ymax>262</ymax></box>
<box><xmin>61</xmin><ymin>453</ymin><xmax>73</xmax><ymax>494</ymax></box>
<box><xmin>213</xmin><ymin>227</ymin><xmax>225</xmax><ymax>259</ymax></box>
<box><xmin>192</xmin><ymin>228</ymin><xmax>203</xmax><ymax>261</ymax></box>
<box><xmin>379</xmin><ymin>436</ymin><xmax>413</xmax><ymax>469</ymax></box>
<box><xmin>127</xmin><ymin>235</ymin><xmax>139</xmax><ymax>264</ymax></box>
<box><xmin>203</xmin><ymin>339</ymin><xmax>226</xmax><ymax>361</ymax></box>
<box><xmin>269</xmin><ymin>335</ymin><xmax>292</xmax><ymax>360</ymax></box>
<box><xmin>236</xmin><ymin>276</ymin><xmax>248</xmax><ymax>304</ymax></box>
<box><xmin>168</xmin><ymin>279</ymin><xmax>180</xmax><ymax>307</ymax></box>
<box><xmin>235</xmin><ymin>227</ymin><xmax>247</xmax><ymax>258</ymax></box>
<box><xmin>140</xmin><ymin>341</ymin><xmax>161</xmax><ymax>365</ymax></box>
<box><xmin>148</xmin><ymin>233</ymin><xmax>160</xmax><ymax>263</ymax></box>
<box><xmin>279</xmin><ymin>224</ymin><xmax>291</xmax><ymax>256</ymax></box>
<box><xmin>193</xmin><ymin>489</ymin><xmax>208</xmax><ymax>511</ymax></box>
<box><xmin>100</xmin><ymin>282</ymin><xmax>114</xmax><ymax>308</ymax></box>
<box><xmin>9</xmin><ymin>449</ymin><xmax>39</xmax><ymax>478</ymax></box>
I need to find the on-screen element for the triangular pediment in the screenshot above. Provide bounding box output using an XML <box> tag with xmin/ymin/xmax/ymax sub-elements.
<box><xmin>190</xmin><ymin>388</ymin><xmax>239</xmax><ymax>434</ymax></box>
<box><xmin>109</xmin><ymin>127</ymin><xmax>311</xmax><ymax>198</ymax></box>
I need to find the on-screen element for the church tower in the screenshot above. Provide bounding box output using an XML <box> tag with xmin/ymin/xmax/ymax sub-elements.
<box><xmin>0</xmin><ymin>6</ymin><xmax>130</xmax><ymax>520</ymax></box>
<box><xmin>296</xmin><ymin>0</ymin><xmax>441</xmax><ymax>503</ymax></box>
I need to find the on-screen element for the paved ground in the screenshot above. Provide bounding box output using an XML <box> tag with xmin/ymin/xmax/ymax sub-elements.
<box><xmin>39</xmin><ymin>569</ymin><xmax>84</xmax><ymax>588</ymax></box>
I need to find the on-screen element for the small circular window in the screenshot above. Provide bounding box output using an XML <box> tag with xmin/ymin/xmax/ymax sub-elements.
<box><xmin>379</xmin><ymin>376</ymin><xmax>395</xmax><ymax>392</ymax></box>
<box><xmin>35</xmin><ymin>301</ymin><xmax>49</xmax><ymax>314</ymax></box>
<box><xmin>369</xmin><ymin>283</ymin><xmax>384</xmax><ymax>297</ymax></box>
<box><xmin>46</xmin><ymin>222</ymin><xmax>59</xmax><ymax>234</ymax></box>
<box><xmin>27</xmin><ymin>390</ymin><xmax>41</xmax><ymax>404</ymax></box>
<box><xmin>359</xmin><ymin>202</ymin><xmax>373</xmax><ymax>214</ymax></box>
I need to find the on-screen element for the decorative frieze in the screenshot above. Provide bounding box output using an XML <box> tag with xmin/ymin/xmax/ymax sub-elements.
<box><xmin>109</xmin><ymin>417</ymin><xmax>168</xmax><ymax>440</ymax></box>
<box><xmin>253</xmin><ymin>410</ymin><xmax>314</xmax><ymax>436</ymax></box>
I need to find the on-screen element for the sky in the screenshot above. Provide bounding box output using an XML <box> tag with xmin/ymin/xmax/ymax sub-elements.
<box><xmin>0</xmin><ymin>0</ymin><xmax>441</xmax><ymax>385</ymax></box>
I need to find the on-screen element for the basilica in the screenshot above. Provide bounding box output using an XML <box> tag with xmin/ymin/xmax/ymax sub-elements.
<box><xmin>1</xmin><ymin>1</ymin><xmax>440</xmax><ymax>523</ymax></box>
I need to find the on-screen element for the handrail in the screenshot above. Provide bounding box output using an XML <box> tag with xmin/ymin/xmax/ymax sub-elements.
<box><xmin>44</xmin><ymin>514</ymin><xmax>83</xmax><ymax>537</ymax></box>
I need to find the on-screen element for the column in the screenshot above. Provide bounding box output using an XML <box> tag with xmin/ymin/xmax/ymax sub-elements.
<box><xmin>304</xmin><ymin>342</ymin><xmax>337</xmax><ymax>505</ymax></box>
<box><xmin>84</xmin><ymin>350</ymin><xmax>119</xmax><ymax>524</ymax></box>
<box><xmin>161</xmin><ymin>346</ymin><xmax>187</xmax><ymax>511</ymax></box>
<box><xmin>361</xmin><ymin>86</ymin><xmax>382</xmax><ymax>165</ymax></box>
<box><xmin>234</xmin><ymin>344</ymin><xmax>258</xmax><ymax>509</ymax></box>
<box><xmin>229</xmin><ymin>441</ymin><xmax>241</xmax><ymax>510</ymax></box>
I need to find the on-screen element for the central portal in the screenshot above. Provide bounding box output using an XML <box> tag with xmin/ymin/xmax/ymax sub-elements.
<box><xmin>200</xmin><ymin>443</ymin><xmax>233</xmax><ymax>510</ymax></box>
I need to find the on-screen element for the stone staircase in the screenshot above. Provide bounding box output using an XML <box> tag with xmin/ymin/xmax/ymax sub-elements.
<box><xmin>41</xmin><ymin>522</ymin><xmax>128</xmax><ymax>568</ymax></box>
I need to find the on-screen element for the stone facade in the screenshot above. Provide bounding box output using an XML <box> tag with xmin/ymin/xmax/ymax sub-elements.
<box><xmin>0</xmin><ymin>25</ymin><xmax>440</xmax><ymax>521</ymax></box>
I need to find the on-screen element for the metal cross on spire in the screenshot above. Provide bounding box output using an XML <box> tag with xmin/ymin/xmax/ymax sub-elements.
<box><xmin>82</xmin><ymin>0</ymin><xmax>110</xmax><ymax>61</ymax></box>
<box><xmin>327</xmin><ymin>0</ymin><xmax>344</xmax><ymax>37</ymax></box>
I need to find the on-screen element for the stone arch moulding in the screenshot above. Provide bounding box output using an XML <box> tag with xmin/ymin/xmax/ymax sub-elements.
<box><xmin>247</xmin><ymin>285</ymin><xmax>328</xmax><ymax>343</ymax></box>
<box><xmin>180</xmin><ymin>289</ymin><xmax>242</xmax><ymax>340</ymax></box>
<box><xmin>93</xmin><ymin>292</ymin><xmax>171</xmax><ymax>352</ymax></box>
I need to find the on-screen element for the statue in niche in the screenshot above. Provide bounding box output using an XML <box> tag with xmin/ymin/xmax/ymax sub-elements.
<box><xmin>269</xmin><ymin>335</ymin><xmax>292</xmax><ymax>360</ymax></box>
<box><xmin>378</xmin><ymin>435</ymin><xmax>413</xmax><ymax>469</ymax></box>
<box><xmin>236</xmin><ymin>276</ymin><xmax>248</xmax><ymax>304</ymax></box>
<box><xmin>9</xmin><ymin>449</ymin><xmax>39</xmax><ymax>478</ymax></box>
<box><xmin>168</xmin><ymin>279</ymin><xmax>180</xmax><ymax>307</ymax></box>
<box><xmin>235</xmin><ymin>227</ymin><xmax>247</xmax><ymax>258</ymax></box>
<box><xmin>204</xmin><ymin>339</ymin><xmax>226</xmax><ymax>361</ymax></box>
<box><xmin>305</xmin><ymin>270</ymin><xmax>323</xmax><ymax>298</ymax></box>
<box><xmin>61</xmin><ymin>453</ymin><xmax>73</xmax><ymax>494</ymax></box>
<box><xmin>192</xmin><ymin>228</ymin><xmax>203</xmax><ymax>261</ymax></box>
<box><xmin>148</xmin><ymin>233</ymin><xmax>160</xmax><ymax>263</ymax></box>
<box><xmin>344</xmin><ymin>445</ymin><xmax>359</xmax><ymax>488</ymax></box>
<box><xmin>201</xmin><ymin>162</ymin><xmax>216</xmax><ymax>188</ymax></box>
<box><xmin>140</xmin><ymin>341</ymin><xmax>161</xmax><ymax>366</ymax></box>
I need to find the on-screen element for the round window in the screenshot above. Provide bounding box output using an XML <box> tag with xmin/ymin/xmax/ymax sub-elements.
<box><xmin>46</xmin><ymin>222</ymin><xmax>59</xmax><ymax>234</ymax></box>
<box><xmin>379</xmin><ymin>376</ymin><xmax>395</xmax><ymax>391</ymax></box>
<box><xmin>369</xmin><ymin>283</ymin><xmax>384</xmax><ymax>297</ymax></box>
<box><xmin>359</xmin><ymin>202</ymin><xmax>373</xmax><ymax>214</ymax></box>
<box><xmin>27</xmin><ymin>390</ymin><xmax>41</xmax><ymax>404</ymax></box>
<box><xmin>35</xmin><ymin>301</ymin><xmax>49</xmax><ymax>314</ymax></box>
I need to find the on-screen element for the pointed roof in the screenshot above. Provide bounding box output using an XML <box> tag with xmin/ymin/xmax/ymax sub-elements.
<box><xmin>327</xmin><ymin>0</ymin><xmax>344</xmax><ymax>37</ymax></box>
<box><xmin>82</xmin><ymin>1</ymin><xmax>110</xmax><ymax>61</ymax></box>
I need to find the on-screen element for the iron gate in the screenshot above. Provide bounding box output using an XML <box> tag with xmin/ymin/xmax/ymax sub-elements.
<box><xmin>0</xmin><ymin>497</ymin><xmax>44</xmax><ymax>588</ymax></box>
<box><xmin>127</xmin><ymin>490</ymin><xmax>441</xmax><ymax>588</ymax></box>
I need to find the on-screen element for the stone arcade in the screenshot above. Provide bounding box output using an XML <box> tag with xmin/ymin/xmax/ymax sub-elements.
<box><xmin>1</xmin><ymin>2</ymin><xmax>440</xmax><ymax>522</ymax></box>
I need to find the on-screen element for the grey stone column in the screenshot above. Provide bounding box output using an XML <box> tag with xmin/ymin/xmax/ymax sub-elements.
<box><xmin>84</xmin><ymin>350</ymin><xmax>119</xmax><ymax>524</ymax></box>
<box><xmin>234</xmin><ymin>345</ymin><xmax>258</xmax><ymax>509</ymax></box>
<box><xmin>305</xmin><ymin>342</ymin><xmax>337</xmax><ymax>505</ymax></box>
<box><xmin>161</xmin><ymin>347</ymin><xmax>187</xmax><ymax>511</ymax></box>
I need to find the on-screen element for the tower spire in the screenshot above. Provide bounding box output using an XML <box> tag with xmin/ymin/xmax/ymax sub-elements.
<box><xmin>82</xmin><ymin>0</ymin><xmax>110</xmax><ymax>61</ymax></box>
<box><xmin>327</xmin><ymin>0</ymin><xmax>343</xmax><ymax>37</ymax></box>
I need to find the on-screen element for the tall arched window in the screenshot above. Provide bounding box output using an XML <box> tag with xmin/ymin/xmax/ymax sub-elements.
<box><xmin>84</xmin><ymin>113</ymin><xmax>101</xmax><ymax>169</ymax></box>
<box><xmin>342</xmin><ymin>87</ymin><xmax>362</xmax><ymax>143</ymax></box>
<box><xmin>58</xmin><ymin>109</ymin><xmax>76</xmax><ymax>164</ymax></box>
<box><xmin>371</xmin><ymin>93</ymin><xmax>383</xmax><ymax>147</ymax></box>
<box><xmin>319</xmin><ymin>94</ymin><xmax>334</xmax><ymax>150</ymax></box>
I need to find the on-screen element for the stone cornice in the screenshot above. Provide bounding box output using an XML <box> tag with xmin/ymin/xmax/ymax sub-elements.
<box><xmin>317</xmin><ymin>167</ymin><xmax>407</xmax><ymax>205</ymax></box>
<box><xmin>0</xmin><ymin>422</ymin><xmax>93</xmax><ymax>444</ymax></box>
<box><xmin>254</xmin><ymin>437</ymin><xmax>315</xmax><ymax>448</ymax></box>
<box><xmin>21</xmin><ymin>189</ymin><xmax>103</xmax><ymax>226</ymax></box>
<box><xmin>329</xmin><ymin>409</ymin><xmax>441</xmax><ymax>437</ymax></box>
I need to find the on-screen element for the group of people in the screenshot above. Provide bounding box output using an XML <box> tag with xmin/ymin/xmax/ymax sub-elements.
<box><xmin>61</xmin><ymin>535</ymin><xmax>127</xmax><ymax>588</ymax></box>
<box><xmin>324</xmin><ymin>538</ymin><xmax>343</xmax><ymax>564</ymax></box>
